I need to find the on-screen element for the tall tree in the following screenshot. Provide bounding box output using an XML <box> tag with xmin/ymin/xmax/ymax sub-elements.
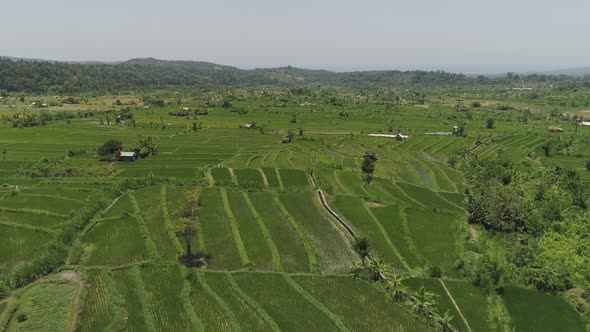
<box><xmin>361</xmin><ymin>151</ymin><xmax>378</xmax><ymax>184</ymax></box>
<box><xmin>172</xmin><ymin>189</ymin><xmax>200</xmax><ymax>256</ymax></box>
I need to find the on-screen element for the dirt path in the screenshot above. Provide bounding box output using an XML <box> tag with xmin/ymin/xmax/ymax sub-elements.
<box><xmin>102</xmin><ymin>193</ymin><xmax>123</xmax><ymax>214</ymax></box>
<box><xmin>439</xmin><ymin>278</ymin><xmax>472</xmax><ymax>332</ymax></box>
<box><xmin>63</xmin><ymin>271</ymin><xmax>84</xmax><ymax>332</ymax></box>
<box><xmin>258</xmin><ymin>168</ymin><xmax>269</xmax><ymax>187</ymax></box>
<box><xmin>206</xmin><ymin>168</ymin><xmax>215</xmax><ymax>186</ymax></box>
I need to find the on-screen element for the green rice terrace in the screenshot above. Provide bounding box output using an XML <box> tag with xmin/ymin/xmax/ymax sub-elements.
<box><xmin>0</xmin><ymin>81</ymin><xmax>590</xmax><ymax>331</ymax></box>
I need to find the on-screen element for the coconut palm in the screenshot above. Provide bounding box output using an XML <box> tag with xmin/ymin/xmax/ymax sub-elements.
<box><xmin>438</xmin><ymin>310</ymin><xmax>455</xmax><ymax>332</ymax></box>
<box><xmin>412</xmin><ymin>286</ymin><xmax>436</xmax><ymax>316</ymax></box>
<box><xmin>387</xmin><ymin>272</ymin><xmax>408</xmax><ymax>302</ymax></box>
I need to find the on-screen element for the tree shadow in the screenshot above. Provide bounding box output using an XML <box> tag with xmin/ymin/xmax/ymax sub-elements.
<box><xmin>179</xmin><ymin>251</ymin><xmax>210</xmax><ymax>268</ymax></box>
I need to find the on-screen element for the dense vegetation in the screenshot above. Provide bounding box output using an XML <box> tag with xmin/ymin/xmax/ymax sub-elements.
<box><xmin>3</xmin><ymin>57</ymin><xmax>590</xmax><ymax>94</ymax></box>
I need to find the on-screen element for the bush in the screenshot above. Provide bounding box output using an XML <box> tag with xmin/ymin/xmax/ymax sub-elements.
<box><xmin>473</xmin><ymin>255</ymin><xmax>503</xmax><ymax>294</ymax></box>
<box><xmin>428</xmin><ymin>265</ymin><xmax>443</xmax><ymax>278</ymax></box>
<box><xmin>16</xmin><ymin>313</ymin><xmax>28</xmax><ymax>322</ymax></box>
<box><xmin>97</xmin><ymin>139</ymin><xmax>123</xmax><ymax>156</ymax></box>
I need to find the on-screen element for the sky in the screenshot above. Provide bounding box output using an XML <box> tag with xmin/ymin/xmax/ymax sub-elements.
<box><xmin>1</xmin><ymin>0</ymin><xmax>589</xmax><ymax>73</ymax></box>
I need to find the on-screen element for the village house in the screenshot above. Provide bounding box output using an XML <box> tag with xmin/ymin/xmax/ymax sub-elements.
<box><xmin>548</xmin><ymin>126</ymin><xmax>563</xmax><ymax>133</ymax></box>
<box><xmin>117</xmin><ymin>151</ymin><xmax>138</xmax><ymax>161</ymax></box>
<box><xmin>367</xmin><ymin>133</ymin><xmax>409</xmax><ymax>141</ymax></box>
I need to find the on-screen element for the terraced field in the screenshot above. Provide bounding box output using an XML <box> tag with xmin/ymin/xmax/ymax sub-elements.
<box><xmin>1</xmin><ymin>91</ymin><xmax>588</xmax><ymax>332</ymax></box>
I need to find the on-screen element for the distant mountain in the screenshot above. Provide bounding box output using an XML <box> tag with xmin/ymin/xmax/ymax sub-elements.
<box><xmin>0</xmin><ymin>56</ymin><xmax>587</xmax><ymax>93</ymax></box>
<box><xmin>122</xmin><ymin>57</ymin><xmax>237</xmax><ymax>71</ymax></box>
<box><xmin>544</xmin><ymin>67</ymin><xmax>590</xmax><ymax>77</ymax></box>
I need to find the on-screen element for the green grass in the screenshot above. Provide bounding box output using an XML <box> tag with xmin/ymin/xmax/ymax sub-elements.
<box><xmin>334</xmin><ymin>170</ymin><xmax>370</xmax><ymax>197</ymax></box>
<box><xmin>262</xmin><ymin>168</ymin><xmax>281</xmax><ymax>189</ymax></box>
<box><xmin>396</xmin><ymin>182</ymin><xmax>461</xmax><ymax>213</ymax></box>
<box><xmin>140</xmin><ymin>265</ymin><xmax>194</xmax><ymax>331</ymax></box>
<box><xmin>0</xmin><ymin>210</ymin><xmax>65</xmax><ymax>229</ymax></box>
<box><xmin>211</xmin><ymin>167</ymin><xmax>233</xmax><ymax>186</ymax></box>
<box><xmin>103</xmin><ymin>193</ymin><xmax>133</xmax><ymax>219</ymax></box>
<box><xmin>404</xmin><ymin>208</ymin><xmax>461</xmax><ymax>269</ymax></box>
<box><xmin>0</xmin><ymin>225</ymin><xmax>54</xmax><ymax>274</ymax></box>
<box><xmin>110</xmin><ymin>267</ymin><xmax>152</xmax><ymax>331</ymax></box>
<box><xmin>205</xmin><ymin>272</ymin><xmax>272</xmax><ymax>331</ymax></box>
<box><xmin>0</xmin><ymin>193</ymin><xmax>81</xmax><ymax>216</ymax></box>
<box><xmin>79</xmin><ymin>270</ymin><xmax>114</xmax><ymax>332</ymax></box>
<box><xmin>134</xmin><ymin>186</ymin><xmax>178</xmax><ymax>260</ymax></box>
<box><xmin>234</xmin><ymin>168</ymin><xmax>265</xmax><ymax>190</ymax></box>
<box><xmin>234</xmin><ymin>272</ymin><xmax>340</xmax><ymax>332</ymax></box>
<box><xmin>189</xmin><ymin>271</ymin><xmax>235</xmax><ymax>331</ymax></box>
<box><xmin>279</xmin><ymin>191</ymin><xmax>358</xmax><ymax>273</ymax></box>
<box><xmin>294</xmin><ymin>275</ymin><xmax>429</xmax><ymax>332</ymax></box>
<box><xmin>444</xmin><ymin>280</ymin><xmax>491</xmax><ymax>332</ymax></box>
<box><xmin>227</xmin><ymin>191</ymin><xmax>273</xmax><ymax>270</ymax></box>
<box><xmin>199</xmin><ymin>188</ymin><xmax>243</xmax><ymax>270</ymax></box>
<box><xmin>83</xmin><ymin>216</ymin><xmax>147</xmax><ymax>265</ymax></box>
<box><xmin>373</xmin><ymin>179</ymin><xmax>422</xmax><ymax>207</ymax></box>
<box><xmin>333</xmin><ymin>196</ymin><xmax>406</xmax><ymax>269</ymax></box>
<box><xmin>7</xmin><ymin>275</ymin><xmax>80</xmax><ymax>332</ymax></box>
<box><xmin>370</xmin><ymin>206</ymin><xmax>423</xmax><ymax>268</ymax></box>
<box><xmin>248</xmin><ymin>192</ymin><xmax>309</xmax><ymax>272</ymax></box>
<box><xmin>279</xmin><ymin>169</ymin><xmax>310</xmax><ymax>190</ymax></box>
<box><xmin>502</xmin><ymin>286</ymin><xmax>586</xmax><ymax>332</ymax></box>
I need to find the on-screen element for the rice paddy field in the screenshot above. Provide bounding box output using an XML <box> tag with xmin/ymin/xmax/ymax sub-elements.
<box><xmin>0</xmin><ymin>89</ymin><xmax>588</xmax><ymax>331</ymax></box>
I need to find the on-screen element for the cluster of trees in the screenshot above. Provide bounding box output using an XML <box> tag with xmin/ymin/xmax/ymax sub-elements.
<box><xmin>1</xmin><ymin>110</ymin><xmax>97</xmax><ymax>127</ymax></box>
<box><xmin>96</xmin><ymin>135</ymin><xmax>157</xmax><ymax>158</ymax></box>
<box><xmin>463</xmin><ymin>158</ymin><xmax>589</xmax><ymax>294</ymax></box>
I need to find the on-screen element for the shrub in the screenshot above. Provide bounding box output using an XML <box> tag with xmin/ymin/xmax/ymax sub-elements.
<box><xmin>428</xmin><ymin>265</ymin><xmax>443</xmax><ymax>278</ymax></box>
<box><xmin>97</xmin><ymin>139</ymin><xmax>123</xmax><ymax>156</ymax></box>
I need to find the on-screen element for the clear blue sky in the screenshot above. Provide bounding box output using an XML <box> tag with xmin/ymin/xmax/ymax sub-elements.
<box><xmin>1</xmin><ymin>0</ymin><xmax>588</xmax><ymax>73</ymax></box>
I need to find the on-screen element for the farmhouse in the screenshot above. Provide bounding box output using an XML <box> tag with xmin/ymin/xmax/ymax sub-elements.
<box><xmin>578</xmin><ymin>121</ymin><xmax>590</xmax><ymax>127</ymax></box>
<box><xmin>117</xmin><ymin>151</ymin><xmax>138</xmax><ymax>161</ymax></box>
<box><xmin>182</xmin><ymin>107</ymin><xmax>191</xmax><ymax>111</ymax></box>
<box><xmin>548</xmin><ymin>126</ymin><xmax>563</xmax><ymax>133</ymax></box>
<box><xmin>368</xmin><ymin>133</ymin><xmax>409</xmax><ymax>141</ymax></box>
<box><xmin>240</xmin><ymin>122</ymin><xmax>256</xmax><ymax>129</ymax></box>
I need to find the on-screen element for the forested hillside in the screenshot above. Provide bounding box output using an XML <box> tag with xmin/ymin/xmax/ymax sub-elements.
<box><xmin>2</xmin><ymin>57</ymin><xmax>590</xmax><ymax>94</ymax></box>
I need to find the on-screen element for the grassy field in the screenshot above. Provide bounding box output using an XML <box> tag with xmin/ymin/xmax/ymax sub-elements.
<box><xmin>294</xmin><ymin>275</ymin><xmax>428</xmax><ymax>331</ymax></box>
<box><xmin>5</xmin><ymin>273</ymin><xmax>81</xmax><ymax>332</ymax></box>
<box><xmin>83</xmin><ymin>216</ymin><xmax>147</xmax><ymax>265</ymax></box>
<box><xmin>199</xmin><ymin>188</ymin><xmax>243</xmax><ymax>270</ymax></box>
<box><xmin>279</xmin><ymin>191</ymin><xmax>358</xmax><ymax>273</ymax></box>
<box><xmin>226</xmin><ymin>191</ymin><xmax>274</xmax><ymax>270</ymax></box>
<box><xmin>233</xmin><ymin>272</ymin><xmax>341</xmax><ymax>331</ymax></box>
<box><xmin>248</xmin><ymin>192</ymin><xmax>309</xmax><ymax>272</ymax></box>
<box><xmin>333</xmin><ymin>195</ymin><xmax>407</xmax><ymax>270</ymax></box>
<box><xmin>0</xmin><ymin>225</ymin><xmax>54</xmax><ymax>274</ymax></box>
<box><xmin>502</xmin><ymin>286</ymin><xmax>586</xmax><ymax>332</ymax></box>
<box><xmin>1</xmin><ymin>85</ymin><xmax>589</xmax><ymax>331</ymax></box>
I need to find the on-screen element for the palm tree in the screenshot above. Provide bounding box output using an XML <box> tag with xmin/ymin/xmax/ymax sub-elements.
<box><xmin>368</xmin><ymin>257</ymin><xmax>388</xmax><ymax>281</ymax></box>
<box><xmin>412</xmin><ymin>286</ymin><xmax>436</xmax><ymax>316</ymax></box>
<box><xmin>438</xmin><ymin>310</ymin><xmax>455</xmax><ymax>332</ymax></box>
<box><xmin>387</xmin><ymin>272</ymin><xmax>408</xmax><ymax>302</ymax></box>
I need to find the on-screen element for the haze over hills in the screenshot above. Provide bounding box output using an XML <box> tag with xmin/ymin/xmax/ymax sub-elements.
<box><xmin>1</xmin><ymin>56</ymin><xmax>589</xmax><ymax>94</ymax></box>
<box><xmin>2</xmin><ymin>55</ymin><xmax>590</xmax><ymax>76</ymax></box>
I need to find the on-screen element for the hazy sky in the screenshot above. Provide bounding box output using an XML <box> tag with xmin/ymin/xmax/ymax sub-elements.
<box><xmin>1</xmin><ymin>0</ymin><xmax>589</xmax><ymax>73</ymax></box>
